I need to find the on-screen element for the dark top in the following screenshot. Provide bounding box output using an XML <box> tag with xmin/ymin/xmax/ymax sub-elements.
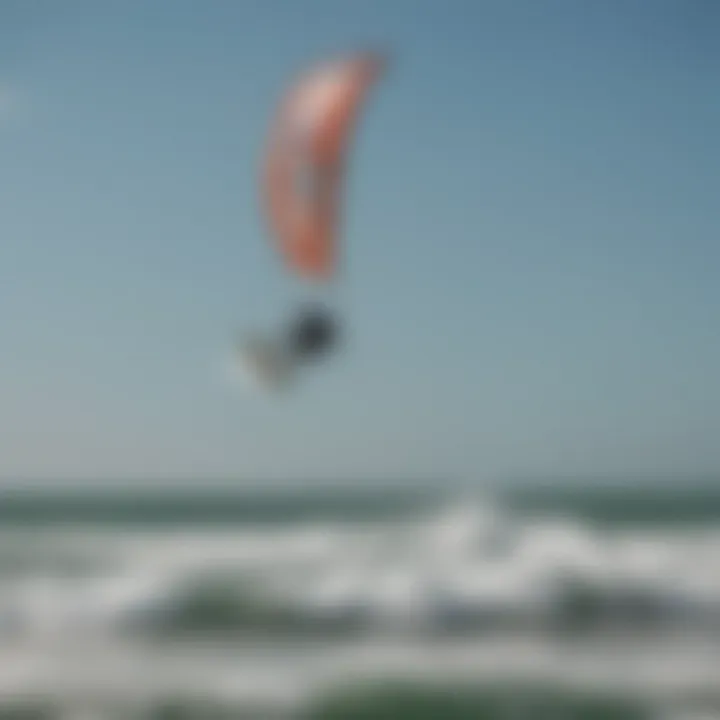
<box><xmin>288</xmin><ymin>306</ymin><xmax>338</xmax><ymax>359</ymax></box>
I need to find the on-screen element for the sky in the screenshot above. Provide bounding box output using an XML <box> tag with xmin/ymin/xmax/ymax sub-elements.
<box><xmin>0</xmin><ymin>0</ymin><xmax>718</xmax><ymax>483</ymax></box>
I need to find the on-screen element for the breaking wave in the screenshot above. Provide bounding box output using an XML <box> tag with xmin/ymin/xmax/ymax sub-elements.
<box><xmin>0</xmin><ymin>482</ymin><xmax>719</xmax><ymax>717</ymax></box>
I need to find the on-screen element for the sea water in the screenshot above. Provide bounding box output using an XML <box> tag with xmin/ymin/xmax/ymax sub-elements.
<box><xmin>0</xmin><ymin>479</ymin><xmax>718</xmax><ymax>719</ymax></box>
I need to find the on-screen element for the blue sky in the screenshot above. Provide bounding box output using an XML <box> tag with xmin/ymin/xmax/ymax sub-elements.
<box><xmin>1</xmin><ymin>0</ymin><xmax>718</xmax><ymax>482</ymax></box>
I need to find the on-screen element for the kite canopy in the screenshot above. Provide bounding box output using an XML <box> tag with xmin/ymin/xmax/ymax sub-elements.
<box><xmin>262</xmin><ymin>51</ymin><xmax>387</xmax><ymax>282</ymax></box>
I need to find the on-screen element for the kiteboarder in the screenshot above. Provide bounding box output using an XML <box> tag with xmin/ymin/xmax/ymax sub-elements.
<box><xmin>237</xmin><ymin>51</ymin><xmax>387</xmax><ymax>390</ymax></box>
<box><xmin>287</xmin><ymin>304</ymin><xmax>338</xmax><ymax>361</ymax></box>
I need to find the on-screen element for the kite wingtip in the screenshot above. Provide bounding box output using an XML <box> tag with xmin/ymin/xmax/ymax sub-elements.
<box><xmin>362</xmin><ymin>47</ymin><xmax>392</xmax><ymax>75</ymax></box>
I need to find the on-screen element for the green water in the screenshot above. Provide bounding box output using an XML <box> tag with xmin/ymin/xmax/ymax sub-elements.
<box><xmin>0</xmin><ymin>479</ymin><xmax>718</xmax><ymax>526</ymax></box>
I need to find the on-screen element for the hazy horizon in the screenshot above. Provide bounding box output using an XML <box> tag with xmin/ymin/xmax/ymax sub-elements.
<box><xmin>0</xmin><ymin>471</ymin><xmax>718</xmax><ymax>490</ymax></box>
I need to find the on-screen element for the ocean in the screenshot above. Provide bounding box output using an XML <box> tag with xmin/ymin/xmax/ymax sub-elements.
<box><xmin>0</xmin><ymin>479</ymin><xmax>718</xmax><ymax>719</ymax></box>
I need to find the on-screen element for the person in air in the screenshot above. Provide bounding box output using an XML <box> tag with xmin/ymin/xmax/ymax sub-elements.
<box><xmin>286</xmin><ymin>304</ymin><xmax>338</xmax><ymax>361</ymax></box>
<box><xmin>236</xmin><ymin>304</ymin><xmax>338</xmax><ymax>391</ymax></box>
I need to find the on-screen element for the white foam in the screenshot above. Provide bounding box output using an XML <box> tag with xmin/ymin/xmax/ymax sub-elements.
<box><xmin>1</xmin><ymin>498</ymin><xmax>720</xmax><ymax>710</ymax></box>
